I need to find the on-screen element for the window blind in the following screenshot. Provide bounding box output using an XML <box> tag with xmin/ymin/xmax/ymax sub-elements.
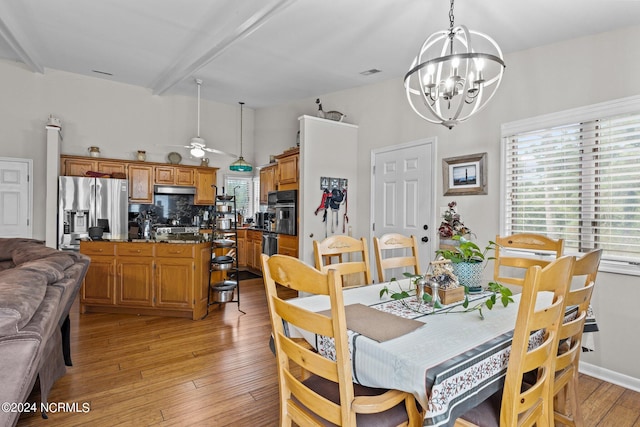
<box><xmin>224</xmin><ymin>176</ymin><xmax>254</xmax><ymax>220</ymax></box>
<box><xmin>503</xmin><ymin>111</ymin><xmax>640</xmax><ymax>265</ymax></box>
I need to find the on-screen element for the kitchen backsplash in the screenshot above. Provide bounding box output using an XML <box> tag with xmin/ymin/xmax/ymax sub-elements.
<box><xmin>129</xmin><ymin>194</ymin><xmax>208</xmax><ymax>226</ymax></box>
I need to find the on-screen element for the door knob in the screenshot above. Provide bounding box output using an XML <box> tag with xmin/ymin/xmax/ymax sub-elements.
<box><xmin>421</xmin><ymin>236</ymin><xmax>429</xmax><ymax>243</ymax></box>
<box><xmin>423</xmin><ymin>224</ymin><xmax>429</xmax><ymax>230</ymax></box>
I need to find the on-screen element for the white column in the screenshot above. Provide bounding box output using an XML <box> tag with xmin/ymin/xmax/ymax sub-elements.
<box><xmin>45</xmin><ymin>122</ymin><xmax>62</xmax><ymax>248</ymax></box>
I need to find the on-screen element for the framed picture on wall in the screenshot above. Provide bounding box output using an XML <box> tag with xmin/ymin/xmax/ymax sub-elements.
<box><xmin>442</xmin><ymin>152</ymin><xmax>487</xmax><ymax>196</ymax></box>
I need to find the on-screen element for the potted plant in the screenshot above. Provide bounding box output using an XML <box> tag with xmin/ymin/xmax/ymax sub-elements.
<box><xmin>438</xmin><ymin>201</ymin><xmax>472</xmax><ymax>250</ymax></box>
<box><xmin>435</xmin><ymin>235</ymin><xmax>493</xmax><ymax>293</ymax></box>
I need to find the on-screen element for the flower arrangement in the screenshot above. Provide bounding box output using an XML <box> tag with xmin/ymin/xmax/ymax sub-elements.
<box><xmin>438</xmin><ymin>201</ymin><xmax>471</xmax><ymax>239</ymax></box>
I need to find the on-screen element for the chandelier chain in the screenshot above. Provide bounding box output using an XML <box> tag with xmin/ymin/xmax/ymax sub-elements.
<box><xmin>448</xmin><ymin>0</ymin><xmax>455</xmax><ymax>31</ymax></box>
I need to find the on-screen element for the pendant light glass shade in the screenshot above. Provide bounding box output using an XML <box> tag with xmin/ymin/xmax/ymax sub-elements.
<box><xmin>229</xmin><ymin>102</ymin><xmax>253</xmax><ymax>172</ymax></box>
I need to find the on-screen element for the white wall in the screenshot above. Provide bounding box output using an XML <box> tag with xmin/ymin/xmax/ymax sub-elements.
<box><xmin>255</xmin><ymin>26</ymin><xmax>640</xmax><ymax>385</ymax></box>
<box><xmin>0</xmin><ymin>61</ymin><xmax>255</xmax><ymax>239</ymax></box>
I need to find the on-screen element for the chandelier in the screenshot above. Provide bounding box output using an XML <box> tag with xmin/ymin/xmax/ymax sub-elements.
<box><xmin>404</xmin><ymin>0</ymin><xmax>505</xmax><ymax>129</ymax></box>
<box><xmin>229</xmin><ymin>102</ymin><xmax>253</xmax><ymax>172</ymax></box>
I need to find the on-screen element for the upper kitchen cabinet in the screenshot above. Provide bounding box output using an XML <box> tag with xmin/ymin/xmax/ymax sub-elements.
<box><xmin>276</xmin><ymin>148</ymin><xmax>299</xmax><ymax>190</ymax></box>
<box><xmin>259</xmin><ymin>163</ymin><xmax>277</xmax><ymax>204</ymax></box>
<box><xmin>154</xmin><ymin>166</ymin><xmax>195</xmax><ymax>186</ymax></box>
<box><xmin>128</xmin><ymin>164</ymin><xmax>154</xmax><ymax>203</ymax></box>
<box><xmin>194</xmin><ymin>168</ymin><xmax>217</xmax><ymax>205</ymax></box>
<box><xmin>60</xmin><ymin>155</ymin><xmax>126</xmax><ymax>177</ymax></box>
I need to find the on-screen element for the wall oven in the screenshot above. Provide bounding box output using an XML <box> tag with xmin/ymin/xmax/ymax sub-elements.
<box><xmin>274</xmin><ymin>190</ymin><xmax>297</xmax><ymax>236</ymax></box>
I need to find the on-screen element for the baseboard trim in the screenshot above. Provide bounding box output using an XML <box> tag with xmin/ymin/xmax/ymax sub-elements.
<box><xmin>579</xmin><ymin>361</ymin><xmax>640</xmax><ymax>392</ymax></box>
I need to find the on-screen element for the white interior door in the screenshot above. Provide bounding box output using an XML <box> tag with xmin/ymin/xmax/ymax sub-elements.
<box><xmin>370</xmin><ymin>139</ymin><xmax>435</xmax><ymax>281</ymax></box>
<box><xmin>0</xmin><ymin>158</ymin><xmax>32</xmax><ymax>238</ymax></box>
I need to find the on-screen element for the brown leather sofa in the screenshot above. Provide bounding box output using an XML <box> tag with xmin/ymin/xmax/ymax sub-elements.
<box><xmin>0</xmin><ymin>238</ymin><xmax>89</xmax><ymax>427</ymax></box>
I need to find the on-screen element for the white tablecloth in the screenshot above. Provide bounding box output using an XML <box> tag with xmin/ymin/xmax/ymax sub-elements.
<box><xmin>286</xmin><ymin>279</ymin><xmax>544</xmax><ymax>426</ymax></box>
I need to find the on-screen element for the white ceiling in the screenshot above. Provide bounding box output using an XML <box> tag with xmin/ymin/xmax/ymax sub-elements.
<box><xmin>1</xmin><ymin>0</ymin><xmax>639</xmax><ymax>108</ymax></box>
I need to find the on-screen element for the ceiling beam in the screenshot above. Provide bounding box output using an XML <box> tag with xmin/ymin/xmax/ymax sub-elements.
<box><xmin>0</xmin><ymin>11</ymin><xmax>43</xmax><ymax>74</ymax></box>
<box><xmin>151</xmin><ymin>0</ymin><xmax>295</xmax><ymax>97</ymax></box>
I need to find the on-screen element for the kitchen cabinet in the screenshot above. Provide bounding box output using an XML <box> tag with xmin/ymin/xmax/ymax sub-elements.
<box><xmin>259</xmin><ymin>164</ymin><xmax>277</xmax><ymax>203</ymax></box>
<box><xmin>155</xmin><ymin>245</ymin><xmax>195</xmax><ymax>308</ymax></box>
<box><xmin>80</xmin><ymin>242</ymin><xmax>116</xmax><ymax>305</ymax></box>
<box><xmin>278</xmin><ymin>234</ymin><xmax>298</xmax><ymax>258</ymax></box>
<box><xmin>194</xmin><ymin>168</ymin><xmax>217</xmax><ymax>205</ymax></box>
<box><xmin>276</xmin><ymin>148</ymin><xmax>299</xmax><ymax>190</ymax></box>
<box><xmin>236</xmin><ymin>229</ymin><xmax>247</xmax><ymax>267</ymax></box>
<box><xmin>246</xmin><ymin>229</ymin><xmax>263</xmax><ymax>271</ymax></box>
<box><xmin>80</xmin><ymin>241</ymin><xmax>210</xmax><ymax>319</ymax></box>
<box><xmin>128</xmin><ymin>164</ymin><xmax>154</xmax><ymax>203</ymax></box>
<box><xmin>61</xmin><ymin>157</ymin><xmax>127</xmax><ymax>177</ymax></box>
<box><xmin>154</xmin><ymin>166</ymin><xmax>195</xmax><ymax>186</ymax></box>
<box><xmin>60</xmin><ymin>155</ymin><xmax>217</xmax><ymax>204</ymax></box>
<box><xmin>98</xmin><ymin>161</ymin><xmax>127</xmax><ymax>177</ymax></box>
<box><xmin>116</xmin><ymin>243</ymin><xmax>154</xmax><ymax>307</ymax></box>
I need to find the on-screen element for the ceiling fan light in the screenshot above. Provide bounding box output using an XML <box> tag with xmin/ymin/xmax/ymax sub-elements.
<box><xmin>229</xmin><ymin>156</ymin><xmax>253</xmax><ymax>172</ymax></box>
<box><xmin>190</xmin><ymin>146</ymin><xmax>205</xmax><ymax>158</ymax></box>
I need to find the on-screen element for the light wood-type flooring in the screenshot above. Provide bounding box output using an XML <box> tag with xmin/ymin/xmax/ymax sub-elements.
<box><xmin>17</xmin><ymin>277</ymin><xmax>640</xmax><ymax>427</ymax></box>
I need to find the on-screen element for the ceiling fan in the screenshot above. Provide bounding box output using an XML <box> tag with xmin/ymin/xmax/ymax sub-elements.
<box><xmin>173</xmin><ymin>79</ymin><xmax>235</xmax><ymax>158</ymax></box>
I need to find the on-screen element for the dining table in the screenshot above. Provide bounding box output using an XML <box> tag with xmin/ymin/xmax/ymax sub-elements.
<box><xmin>285</xmin><ymin>278</ymin><xmax>553</xmax><ymax>427</ymax></box>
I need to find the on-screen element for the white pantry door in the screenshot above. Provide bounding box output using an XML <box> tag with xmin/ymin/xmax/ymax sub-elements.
<box><xmin>371</xmin><ymin>139</ymin><xmax>435</xmax><ymax>281</ymax></box>
<box><xmin>0</xmin><ymin>158</ymin><xmax>32</xmax><ymax>238</ymax></box>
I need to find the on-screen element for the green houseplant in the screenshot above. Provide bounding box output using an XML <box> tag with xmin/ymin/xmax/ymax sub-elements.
<box><xmin>435</xmin><ymin>235</ymin><xmax>493</xmax><ymax>293</ymax></box>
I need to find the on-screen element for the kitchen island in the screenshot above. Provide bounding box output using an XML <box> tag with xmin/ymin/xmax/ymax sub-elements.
<box><xmin>80</xmin><ymin>240</ymin><xmax>216</xmax><ymax>320</ymax></box>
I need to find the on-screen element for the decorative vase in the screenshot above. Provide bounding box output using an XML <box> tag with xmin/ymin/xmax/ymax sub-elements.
<box><xmin>88</xmin><ymin>146</ymin><xmax>100</xmax><ymax>157</ymax></box>
<box><xmin>136</xmin><ymin>150</ymin><xmax>146</xmax><ymax>161</ymax></box>
<box><xmin>452</xmin><ymin>261</ymin><xmax>484</xmax><ymax>293</ymax></box>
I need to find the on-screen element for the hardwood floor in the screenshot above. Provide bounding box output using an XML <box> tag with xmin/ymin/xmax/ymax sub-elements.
<box><xmin>18</xmin><ymin>278</ymin><xmax>640</xmax><ymax>427</ymax></box>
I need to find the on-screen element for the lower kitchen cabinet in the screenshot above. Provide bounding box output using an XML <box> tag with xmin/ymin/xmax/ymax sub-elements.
<box><xmin>246</xmin><ymin>229</ymin><xmax>263</xmax><ymax>271</ymax></box>
<box><xmin>236</xmin><ymin>229</ymin><xmax>247</xmax><ymax>267</ymax></box>
<box><xmin>278</xmin><ymin>234</ymin><xmax>298</xmax><ymax>258</ymax></box>
<box><xmin>116</xmin><ymin>256</ymin><xmax>154</xmax><ymax>306</ymax></box>
<box><xmin>80</xmin><ymin>241</ymin><xmax>116</xmax><ymax>305</ymax></box>
<box><xmin>80</xmin><ymin>241</ymin><xmax>209</xmax><ymax>319</ymax></box>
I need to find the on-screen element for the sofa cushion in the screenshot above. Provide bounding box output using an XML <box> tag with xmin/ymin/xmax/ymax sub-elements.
<box><xmin>0</xmin><ymin>269</ymin><xmax>47</xmax><ymax>335</ymax></box>
<box><xmin>16</xmin><ymin>259</ymin><xmax>65</xmax><ymax>284</ymax></box>
<box><xmin>20</xmin><ymin>285</ymin><xmax>63</xmax><ymax>339</ymax></box>
<box><xmin>0</xmin><ymin>238</ymin><xmax>41</xmax><ymax>261</ymax></box>
<box><xmin>12</xmin><ymin>243</ymin><xmax>73</xmax><ymax>268</ymax></box>
<box><xmin>0</xmin><ymin>259</ymin><xmax>14</xmax><ymax>271</ymax></box>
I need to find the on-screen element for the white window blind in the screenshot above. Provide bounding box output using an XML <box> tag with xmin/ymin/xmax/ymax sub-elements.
<box><xmin>502</xmin><ymin>97</ymin><xmax>640</xmax><ymax>275</ymax></box>
<box><xmin>224</xmin><ymin>176</ymin><xmax>254</xmax><ymax>220</ymax></box>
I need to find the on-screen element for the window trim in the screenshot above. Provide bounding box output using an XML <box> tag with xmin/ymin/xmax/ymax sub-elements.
<box><xmin>500</xmin><ymin>94</ymin><xmax>640</xmax><ymax>277</ymax></box>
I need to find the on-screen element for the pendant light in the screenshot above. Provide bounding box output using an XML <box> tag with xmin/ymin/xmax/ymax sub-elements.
<box><xmin>229</xmin><ymin>102</ymin><xmax>253</xmax><ymax>172</ymax></box>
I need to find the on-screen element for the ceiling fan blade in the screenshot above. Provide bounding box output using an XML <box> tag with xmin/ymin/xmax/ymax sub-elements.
<box><xmin>203</xmin><ymin>146</ymin><xmax>237</xmax><ymax>157</ymax></box>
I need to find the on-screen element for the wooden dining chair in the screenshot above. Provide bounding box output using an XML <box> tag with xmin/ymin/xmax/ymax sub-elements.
<box><xmin>313</xmin><ymin>235</ymin><xmax>372</xmax><ymax>287</ymax></box>
<box><xmin>261</xmin><ymin>254</ymin><xmax>423</xmax><ymax>427</ymax></box>
<box><xmin>454</xmin><ymin>255</ymin><xmax>575</xmax><ymax>427</ymax></box>
<box><xmin>373</xmin><ymin>233</ymin><xmax>421</xmax><ymax>282</ymax></box>
<box><xmin>553</xmin><ymin>248</ymin><xmax>602</xmax><ymax>427</ymax></box>
<box><xmin>493</xmin><ymin>233</ymin><xmax>564</xmax><ymax>287</ymax></box>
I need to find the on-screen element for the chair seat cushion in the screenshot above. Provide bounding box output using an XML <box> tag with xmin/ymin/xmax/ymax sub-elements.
<box><xmin>300</xmin><ymin>374</ymin><xmax>411</xmax><ymax>427</ymax></box>
<box><xmin>457</xmin><ymin>390</ymin><xmax>502</xmax><ymax>427</ymax></box>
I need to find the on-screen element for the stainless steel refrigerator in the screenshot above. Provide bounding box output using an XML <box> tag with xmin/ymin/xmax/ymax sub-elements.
<box><xmin>58</xmin><ymin>176</ymin><xmax>129</xmax><ymax>250</ymax></box>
